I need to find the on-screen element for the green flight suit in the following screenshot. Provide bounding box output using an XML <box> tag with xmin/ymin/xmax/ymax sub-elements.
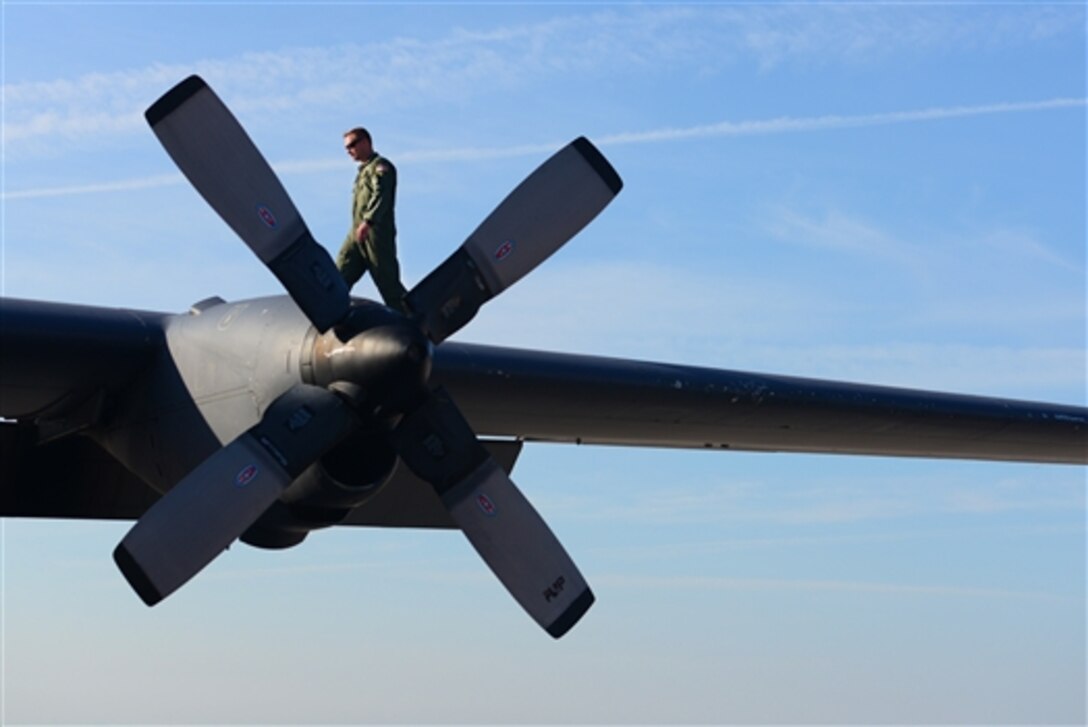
<box><xmin>335</xmin><ymin>152</ymin><xmax>409</xmax><ymax>310</ymax></box>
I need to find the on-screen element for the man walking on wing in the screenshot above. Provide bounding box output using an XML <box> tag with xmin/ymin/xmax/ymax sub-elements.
<box><xmin>336</xmin><ymin>127</ymin><xmax>409</xmax><ymax>311</ymax></box>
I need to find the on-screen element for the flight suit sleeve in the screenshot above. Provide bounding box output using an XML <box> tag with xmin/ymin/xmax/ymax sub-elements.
<box><xmin>345</xmin><ymin>167</ymin><xmax>365</xmax><ymax>245</ymax></box>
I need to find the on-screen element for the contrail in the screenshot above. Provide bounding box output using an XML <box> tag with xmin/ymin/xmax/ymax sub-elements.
<box><xmin>2</xmin><ymin>174</ymin><xmax>184</xmax><ymax>200</ymax></box>
<box><xmin>598</xmin><ymin>98</ymin><xmax>1086</xmax><ymax>145</ymax></box>
<box><xmin>4</xmin><ymin>98</ymin><xmax>1083</xmax><ymax>201</ymax></box>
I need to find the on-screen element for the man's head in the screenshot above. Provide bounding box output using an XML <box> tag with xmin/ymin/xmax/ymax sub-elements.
<box><xmin>344</xmin><ymin>127</ymin><xmax>373</xmax><ymax>162</ymax></box>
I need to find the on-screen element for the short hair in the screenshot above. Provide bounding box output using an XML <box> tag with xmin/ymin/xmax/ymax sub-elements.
<box><xmin>344</xmin><ymin>127</ymin><xmax>371</xmax><ymax>144</ymax></box>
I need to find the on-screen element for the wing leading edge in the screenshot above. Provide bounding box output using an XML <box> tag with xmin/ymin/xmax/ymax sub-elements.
<box><xmin>433</xmin><ymin>343</ymin><xmax>1087</xmax><ymax>465</ymax></box>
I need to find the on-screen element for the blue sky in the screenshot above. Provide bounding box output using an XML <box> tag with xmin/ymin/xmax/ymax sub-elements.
<box><xmin>2</xmin><ymin>2</ymin><xmax>1085</xmax><ymax>724</ymax></box>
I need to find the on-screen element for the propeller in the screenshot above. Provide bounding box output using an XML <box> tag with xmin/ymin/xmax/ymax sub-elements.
<box><xmin>390</xmin><ymin>388</ymin><xmax>595</xmax><ymax>637</ymax></box>
<box><xmin>119</xmin><ymin>75</ymin><xmax>621</xmax><ymax>637</ymax></box>
<box><xmin>115</xmin><ymin>384</ymin><xmax>355</xmax><ymax>604</ymax></box>
<box><xmin>405</xmin><ymin>135</ymin><xmax>622</xmax><ymax>343</ymax></box>
<box><xmin>144</xmin><ymin>76</ymin><xmax>351</xmax><ymax>332</ymax></box>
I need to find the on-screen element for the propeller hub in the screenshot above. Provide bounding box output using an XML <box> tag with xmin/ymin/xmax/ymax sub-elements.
<box><xmin>307</xmin><ymin>301</ymin><xmax>433</xmax><ymax>412</ymax></box>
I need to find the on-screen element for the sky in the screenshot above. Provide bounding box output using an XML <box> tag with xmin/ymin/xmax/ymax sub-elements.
<box><xmin>1</xmin><ymin>2</ymin><xmax>1085</xmax><ymax>724</ymax></box>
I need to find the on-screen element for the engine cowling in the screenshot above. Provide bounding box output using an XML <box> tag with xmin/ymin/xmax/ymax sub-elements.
<box><xmin>240</xmin><ymin>428</ymin><xmax>398</xmax><ymax>549</ymax></box>
<box><xmin>242</xmin><ymin>301</ymin><xmax>435</xmax><ymax>549</ymax></box>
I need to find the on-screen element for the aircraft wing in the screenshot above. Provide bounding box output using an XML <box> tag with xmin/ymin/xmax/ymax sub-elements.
<box><xmin>1</xmin><ymin>298</ymin><xmax>166</xmax><ymax>519</ymax></box>
<box><xmin>1</xmin><ymin>298</ymin><xmax>1085</xmax><ymax>527</ymax></box>
<box><xmin>0</xmin><ymin>298</ymin><xmax>166</xmax><ymax>434</ymax></box>
<box><xmin>434</xmin><ymin>343</ymin><xmax>1087</xmax><ymax>465</ymax></box>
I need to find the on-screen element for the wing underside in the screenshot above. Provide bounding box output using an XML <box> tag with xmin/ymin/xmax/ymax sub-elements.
<box><xmin>0</xmin><ymin>422</ymin><xmax>160</xmax><ymax>519</ymax></box>
<box><xmin>0</xmin><ymin>419</ymin><xmax>522</xmax><ymax>529</ymax></box>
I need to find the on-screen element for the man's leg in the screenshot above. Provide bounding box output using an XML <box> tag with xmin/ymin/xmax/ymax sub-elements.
<box><xmin>335</xmin><ymin>237</ymin><xmax>368</xmax><ymax>290</ymax></box>
<box><xmin>365</xmin><ymin>233</ymin><xmax>409</xmax><ymax>312</ymax></box>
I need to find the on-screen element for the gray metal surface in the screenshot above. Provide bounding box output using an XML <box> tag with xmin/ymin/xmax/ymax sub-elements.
<box><xmin>147</xmin><ymin>77</ymin><xmax>305</xmax><ymax>263</ymax></box>
<box><xmin>433</xmin><ymin>343</ymin><xmax>1088</xmax><ymax>464</ymax></box>
<box><xmin>0</xmin><ymin>423</ymin><xmax>159</xmax><ymax>519</ymax></box>
<box><xmin>443</xmin><ymin>458</ymin><xmax>593</xmax><ymax>638</ymax></box>
<box><xmin>0</xmin><ymin>298</ymin><xmax>163</xmax><ymax>422</ymax></box>
<box><xmin>404</xmin><ymin>138</ymin><xmax>621</xmax><ymax>344</ymax></box>
<box><xmin>146</xmin><ymin>76</ymin><xmax>348</xmax><ymax>330</ymax></box>
<box><xmin>0</xmin><ymin>417</ymin><xmax>520</xmax><ymax>529</ymax></box>
<box><xmin>2</xmin><ymin>294</ymin><xmax>1085</xmax><ymax>533</ymax></box>
<box><xmin>116</xmin><ymin>430</ymin><xmax>294</xmax><ymax>603</ymax></box>
<box><xmin>115</xmin><ymin>383</ymin><xmax>357</xmax><ymax>604</ymax></box>
<box><xmin>163</xmin><ymin>296</ymin><xmax>315</xmax><ymax>445</ymax></box>
<box><xmin>462</xmin><ymin>137</ymin><xmax>619</xmax><ymax>296</ymax></box>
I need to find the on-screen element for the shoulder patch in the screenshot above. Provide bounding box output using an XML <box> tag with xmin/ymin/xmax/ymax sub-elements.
<box><xmin>375</xmin><ymin>163</ymin><xmax>389</xmax><ymax>175</ymax></box>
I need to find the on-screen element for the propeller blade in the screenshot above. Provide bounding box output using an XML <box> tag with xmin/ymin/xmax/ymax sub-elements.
<box><xmin>405</xmin><ymin>137</ymin><xmax>622</xmax><ymax>343</ymax></box>
<box><xmin>145</xmin><ymin>75</ymin><xmax>350</xmax><ymax>332</ymax></box>
<box><xmin>114</xmin><ymin>384</ymin><xmax>354</xmax><ymax>605</ymax></box>
<box><xmin>392</xmin><ymin>388</ymin><xmax>594</xmax><ymax>638</ymax></box>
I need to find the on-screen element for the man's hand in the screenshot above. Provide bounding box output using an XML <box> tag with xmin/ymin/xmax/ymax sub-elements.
<box><xmin>355</xmin><ymin>221</ymin><xmax>370</xmax><ymax>243</ymax></box>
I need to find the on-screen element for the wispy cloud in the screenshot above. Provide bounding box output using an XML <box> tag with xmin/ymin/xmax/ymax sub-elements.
<box><xmin>745</xmin><ymin>342</ymin><xmax>1087</xmax><ymax>397</ymax></box>
<box><xmin>3</xmin><ymin>4</ymin><xmax>1082</xmax><ymax>146</ymax></box>
<box><xmin>734</xmin><ymin>3</ymin><xmax>1084</xmax><ymax>70</ymax></box>
<box><xmin>762</xmin><ymin>205</ymin><xmax>922</xmax><ymax>266</ymax></box>
<box><xmin>598</xmin><ymin>98</ymin><xmax>1086</xmax><ymax>146</ymax></box>
<box><xmin>551</xmin><ymin>476</ymin><xmax>1086</xmax><ymax>527</ymax></box>
<box><xmin>1</xmin><ymin>173</ymin><xmax>183</xmax><ymax>200</ymax></box>
<box><xmin>597</xmin><ymin>573</ymin><xmax>1069</xmax><ymax>601</ymax></box>
<box><xmin>5</xmin><ymin>98</ymin><xmax>1083</xmax><ymax>200</ymax></box>
<box><xmin>582</xmin><ymin>522</ymin><xmax>1086</xmax><ymax>562</ymax></box>
<box><xmin>457</xmin><ymin>260</ymin><xmax>1086</xmax><ymax>396</ymax></box>
<box><xmin>963</xmin><ymin>226</ymin><xmax>1084</xmax><ymax>275</ymax></box>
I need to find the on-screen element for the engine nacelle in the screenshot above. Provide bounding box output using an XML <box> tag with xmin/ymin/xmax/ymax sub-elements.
<box><xmin>240</xmin><ymin>428</ymin><xmax>398</xmax><ymax>549</ymax></box>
